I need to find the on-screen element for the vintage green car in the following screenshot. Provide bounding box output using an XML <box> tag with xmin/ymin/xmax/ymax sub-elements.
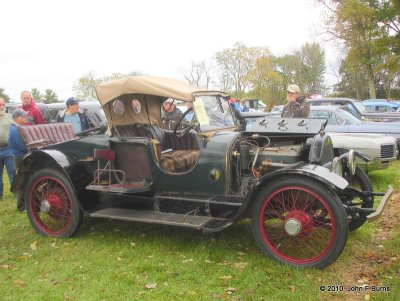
<box><xmin>12</xmin><ymin>77</ymin><xmax>393</xmax><ymax>269</ymax></box>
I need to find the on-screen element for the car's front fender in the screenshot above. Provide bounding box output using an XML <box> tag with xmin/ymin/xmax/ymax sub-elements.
<box><xmin>243</xmin><ymin>164</ymin><xmax>348</xmax><ymax>213</ymax></box>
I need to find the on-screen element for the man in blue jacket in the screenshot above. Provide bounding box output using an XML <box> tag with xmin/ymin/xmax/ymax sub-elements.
<box><xmin>57</xmin><ymin>97</ymin><xmax>90</xmax><ymax>133</ymax></box>
<box><xmin>8</xmin><ymin>108</ymin><xmax>28</xmax><ymax>168</ymax></box>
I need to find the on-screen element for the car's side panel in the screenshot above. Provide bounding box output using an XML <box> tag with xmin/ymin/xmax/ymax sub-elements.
<box><xmin>150</xmin><ymin>132</ymin><xmax>241</xmax><ymax>195</ymax></box>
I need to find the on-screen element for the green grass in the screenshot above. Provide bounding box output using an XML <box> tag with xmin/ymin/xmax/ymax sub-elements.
<box><xmin>1</xmin><ymin>162</ymin><xmax>399</xmax><ymax>301</ymax></box>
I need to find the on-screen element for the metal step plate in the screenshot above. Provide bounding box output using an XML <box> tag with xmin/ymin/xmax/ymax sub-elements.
<box><xmin>90</xmin><ymin>208</ymin><xmax>220</xmax><ymax>229</ymax></box>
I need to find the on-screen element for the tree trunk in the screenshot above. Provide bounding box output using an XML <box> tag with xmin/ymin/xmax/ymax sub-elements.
<box><xmin>367</xmin><ymin>71</ymin><xmax>376</xmax><ymax>99</ymax></box>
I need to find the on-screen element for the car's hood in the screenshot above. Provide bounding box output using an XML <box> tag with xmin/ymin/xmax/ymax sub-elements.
<box><xmin>328</xmin><ymin>132</ymin><xmax>397</xmax><ymax>145</ymax></box>
<box><xmin>245</xmin><ymin>117</ymin><xmax>326</xmax><ymax>136</ymax></box>
<box><xmin>326</xmin><ymin>123</ymin><xmax>400</xmax><ymax>138</ymax></box>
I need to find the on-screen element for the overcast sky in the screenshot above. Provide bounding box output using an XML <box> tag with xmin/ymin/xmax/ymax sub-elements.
<box><xmin>1</xmin><ymin>0</ymin><xmax>333</xmax><ymax>101</ymax></box>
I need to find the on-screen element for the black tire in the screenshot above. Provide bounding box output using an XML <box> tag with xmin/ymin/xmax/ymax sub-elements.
<box><xmin>25</xmin><ymin>168</ymin><xmax>83</xmax><ymax>237</ymax></box>
<box><xmin>346</xmin><ymin>167</ymin><xmax>374</xmax><ymax>232</ymax></box>
<box><xmin>251</xmin><ymin>176</ymin><xmax>348</xmax><ymax>269</ymax></box>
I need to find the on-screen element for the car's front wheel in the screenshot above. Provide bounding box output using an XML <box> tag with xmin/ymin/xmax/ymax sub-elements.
<box><xmin>345</xmin><ymin>166</ymin><xmax>374</xmax><ymax>232</ymax></box>
<box><xmin>25</xmin><ymin>169</ymin><xmax>83</xmax><ymax>237</ymax></box>
<box><xmin>251</xmin><ymin>176</ymin><xmax>348</xmax><ymax>269</ymax></box>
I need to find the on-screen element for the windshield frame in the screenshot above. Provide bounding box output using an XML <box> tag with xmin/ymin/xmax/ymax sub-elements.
<box><xmin>193</xmin><ymin>95</ymin><xmax>236</xmax><ymax>133</ymax></box>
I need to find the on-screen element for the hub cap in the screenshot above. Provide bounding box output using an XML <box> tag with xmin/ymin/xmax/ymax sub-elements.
<box><xmin>284</xmin><ymin>218</ymin><xmax>301</xmax><ymax>236</ymax></box>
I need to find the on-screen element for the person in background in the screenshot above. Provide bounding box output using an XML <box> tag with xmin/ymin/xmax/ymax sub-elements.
<box><xmin>8</xmin><ymin>108</ymin><xmax>29</xmax><ymax>168</ymax></box>
<box><xmin>184</xmin><ymin>101</ymin><xmax>195</xmax><ymax>122</ymax></box>
<box><xmin>161</xmin><ymin>98</ymin><xmax>182</xmax><ymax>118</ymax></box>
<box><xmin>8</xmin><ymin>108</ymin><xmax>29</xmax><ymax>211</ymax></box>
<box><xmin>19</xmin><ymin>91</ymin><xmax>45</xmax><ymax>124</ymax></box>
<box><xmin>229</xmin><ymin>98</ymin><xmax>239</xmax><ymax>111</ymax></box>
<box><xmin>57</xmin><ymin>97</ymin><xmax>90</xmax><ymax>133</ymax></box>
<box><xmin>281</xmin><ymin>84</ymin><xmax>310</xmax><ymax>118</ymax></box>
<box><xmin>0</xmin><ymin>98</ymin><xmax>14</xmax><ymax>201</ymax></box>
<box><xmin>239</xmin><ymin>99</ymin><xmax>249</xmax><ymax>112</ymax></box>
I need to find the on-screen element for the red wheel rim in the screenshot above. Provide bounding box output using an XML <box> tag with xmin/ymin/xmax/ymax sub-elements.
<box><xmin>28</xmin><ymin>176</ymin><xmax>74</xmax><ymax>235</ymax></box>
<box><xmin>258</xmin><ymin>186</ymin><xmax>336</xmax><ymax>265</ymax></box>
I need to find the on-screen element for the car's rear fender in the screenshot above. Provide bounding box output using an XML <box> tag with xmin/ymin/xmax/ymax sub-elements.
<box><xmin>12</xmin><ymin>150</ymin><xmax>91</xmax><ymax>204</ymax></box>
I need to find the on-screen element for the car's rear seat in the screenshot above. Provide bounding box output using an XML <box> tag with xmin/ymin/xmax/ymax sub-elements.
<box><xmin>18</xmin><ymin>122</ymin><xmax>77</xmax><ymax>149</ymax></box>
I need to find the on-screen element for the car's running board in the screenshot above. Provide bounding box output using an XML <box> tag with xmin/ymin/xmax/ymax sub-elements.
<box><xmin>367</xmin><ymin>186</ymin><xmax>394</xmax><ymax>222</ymax></box>
<box><xmin>89</xmin><ymin>208</ymin><xmax>227</xmax><ymax>229</ymax></box>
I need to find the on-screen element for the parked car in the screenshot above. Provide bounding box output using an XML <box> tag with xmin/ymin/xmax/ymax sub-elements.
<box><xmin>362</xmin><ymin>101</ymin><xmax>399</xmax><ymax>113</ymax></box>
<box><xmin>247</xmin><ymin>99</ymin><xmax>266</xmax><ymax>111</ymax></box>
<box><xmin>307</xmin><ymin>106</ymin><xmax>400</xmax><ymax>153</ymax></box>
<box><xmin>327</xmin><ymin>132</ymin><xmax>398</xmax><ymax>173</ymax></box>
<box><xmin>308</xmin><ymin>97</ymin><xmax>400</xmax><ymax>122</ymax></box>
<box><xmin>12</xmin><ymin>77</ymin><xmax>393</xmax><ymax>269</ymax></box>
<box><xmin>242</xmin><ymin>111</ymin><xmax>398</xmax><ymax>173</ymax></box>
<box><xmin>6</xmin><ymin>101</ymin><xmax>107</xmax><ymax>128</ymax></box>
<box><xmin>46</xmin><ymin>101</ymin><xmax>107</xmax><ymax>128</ymax></box>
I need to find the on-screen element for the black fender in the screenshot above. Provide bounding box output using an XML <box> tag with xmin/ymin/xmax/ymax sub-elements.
<box><xmin>12</xmin><ymin>150</ymin><xmax>92</xmax><ymax>202</ymax></box>
<box><xmin>243</xmin><ymin>164</ymin><xmax>348</xmax><ymax>215</ymax></box>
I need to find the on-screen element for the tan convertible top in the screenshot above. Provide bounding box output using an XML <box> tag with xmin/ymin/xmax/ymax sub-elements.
<box><xmin>96</xmin><ymin>76</ymin><xmax>227</xmax><ymax>105</ymax></box>
<box><xmin>95</xmin><ymin>76</ymin><xmax>229</xmax><ymax>128</ymax></box>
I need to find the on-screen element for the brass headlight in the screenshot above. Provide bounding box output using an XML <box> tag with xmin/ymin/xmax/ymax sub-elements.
<box><xmin>347</xmin><ymin>150</ymin><xmax>356</xmax><ymax>176</ymax></box>
<box><xmin>331</xmin><ymin>157</ymin><xmax>343</xmax><ymax>177</ymax></box>
<box><xmin>339</xmin><ymin>150</ymin><xmax>356</xmax><ymax>176</ymax></box>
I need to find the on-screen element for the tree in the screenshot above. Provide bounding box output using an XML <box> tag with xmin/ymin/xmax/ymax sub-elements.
<box><xmin>214</xmin><ymin>42</ymin><xmax>270</xmax><ymax>96</ymax></box>
<box><xmin>72</xmin><ymin>72</ymin><xmax>101</xmax><ymax>100</ymax></box>
<box><xmin>333</xmin><ymin>59</ymin><xmax>369</xmax><ymax>99</ymax></box>
<box><xmin>246</xmin><ymin>55</ymin><xmax>284</xmax><ymax>104</ymax></box>
<box><xmin>73</xmin><ymin>71</ymin><xmax>143</xmax><ymax>100</ymax></box>
<box><xmin>43</xmin><ymin>89</ymin><xmax>59</xmax><ymax>103</ymax></box>
<box><xmin>317</xmin><ymin>0</ymin><xmax>400</xmax><ymax>98</ymax></box>
<box><xmin>0</xmin><ymin>88</ymin><xmax>10</xmax><ymax>102</ymax></box>
<box><xmin>31</xmin><ymin>88</ymin><xmax>43</xmax><ymax>102</ymax></box>
<box><xmin>293</xmin><ymin>43</ymin><xmax>326</xmax><ymax>95</ymax></box>
<box><xmin>182</xmin><ymin>60</ymin><xmax>203</xmax><ymax>87</ymax></box>
<box><xmin>182</xmin><ymin>60</ymin><xmax>214</xmax><ymax>89</ymax></box>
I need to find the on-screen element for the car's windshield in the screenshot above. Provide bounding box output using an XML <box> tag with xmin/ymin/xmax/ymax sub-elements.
<box><xmin>336</xmin><ymin>108</ymin><xmax>363</xmax><ymax>125</ymax></box>
<box><xmin>353</xmin><ymin>101</ymin><xmax>367</xmax><ymax>114</ymax></box>
<box><xmin>193</xmin><ymin>95</ymin><xmax>235</xmax><ymax>132</ymax></box>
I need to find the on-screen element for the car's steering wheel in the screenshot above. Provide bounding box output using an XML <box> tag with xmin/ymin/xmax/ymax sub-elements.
<box><xmin>173</xmin><ymin>107</ymin><xmax>194</xmax><ymax>138</ymax></box>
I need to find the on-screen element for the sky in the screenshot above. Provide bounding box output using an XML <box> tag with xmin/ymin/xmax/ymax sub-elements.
<box><xmin>1</xmin><ymin>0</ymin><xmax>334</xmax><ymax>101</ymax></box>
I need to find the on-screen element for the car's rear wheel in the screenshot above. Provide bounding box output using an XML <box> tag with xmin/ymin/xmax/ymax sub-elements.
<box><xmin>345</xmin><ymin>167</ymin><xmax>374</xmax><ymax>232</ymax></box>
<box><xmin>25</xmin><ymin>169</ymin><xmax>83</xmax><ymax>237</ymax></box>
<box><xmin>251</xmin><ymin>176</ymin><xmax>348</xmax><ymax>269</ymax></box>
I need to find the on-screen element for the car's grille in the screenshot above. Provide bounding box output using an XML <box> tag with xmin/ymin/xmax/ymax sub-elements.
<box><xmin>381</xmin><ymin>144</ymin><xmax>394</xmax><ymax>159</ymax></box>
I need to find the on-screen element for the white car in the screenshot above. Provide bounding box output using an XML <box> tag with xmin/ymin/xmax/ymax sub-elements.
<box><xmin>328</xmin><ymin>132</ymin><xmax>398</xmax><ymax>173</ymax></box>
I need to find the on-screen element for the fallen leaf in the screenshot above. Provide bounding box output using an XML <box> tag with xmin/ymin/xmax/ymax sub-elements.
<box><xmin>219</xmin><ymin>275</ymin><xmax>232</xmax><ymax>281</ymax></box>
<box><xmin>30</xmin><ymin>241</ymin><xmax>37</xmax><ymax>250</ymax></box>
<box><xmin>364</xmin><ymin>294</ymin><xmax>371</xmax><ymax>300</ymax></box>
<box><xmin>183</xmin><ymin>258</ymin><xmax>194</xmax><ymax>263</ymax></box>
<box><xmin>234</xmin><ymin>262</ymin><xmax>249</xmax><ymax>269</ymax></box>
<box><xmin>226</xmin><ymin>287</ymin><xmax>236</xmax><ymax>292</ymax></box>
<box><xmin>14</xmin><ymin>279</ymin><xmax>25</xmax><ymax>286</ymax></box>
<box><xmin>145</xmin><ymin>283</ymin><xmax>157</xmax><ymax>289</ymax></box>
<box><xmin>289</xmin><ymin>285</ymin><xmax>296</xmax><ymax>292</ymax></box>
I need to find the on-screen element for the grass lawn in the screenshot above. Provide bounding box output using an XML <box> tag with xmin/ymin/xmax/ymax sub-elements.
<box><xmin>0</xmin><ymin>162</ymin><xmax>399</xmax><ymax>301</ymax></box>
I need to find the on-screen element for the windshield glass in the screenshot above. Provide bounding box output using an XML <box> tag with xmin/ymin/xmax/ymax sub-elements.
<box><xmin>353</xmin><ymin>101</ymin><xmax>367</xmax><ymax>114</ymax></box>
<box><xmin>336</xmin><ymin>108</ymin><xmax>362</xmax><ymax>125</ymax></box>
<box><xmin>193</xmin><ymin>95</ymin><xmax>235</xmax><ymax>132</ymax></box>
